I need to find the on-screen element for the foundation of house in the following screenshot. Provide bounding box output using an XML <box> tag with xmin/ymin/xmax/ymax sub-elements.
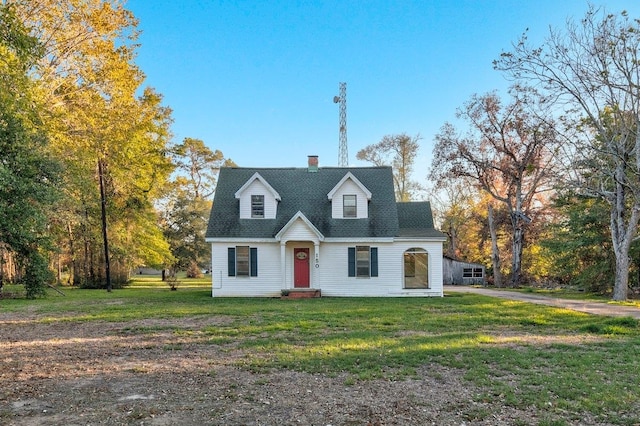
<box><xmin>281</xmin><ymin>289</ymin><xmax>321</xmax><ymax>299</ymax></box>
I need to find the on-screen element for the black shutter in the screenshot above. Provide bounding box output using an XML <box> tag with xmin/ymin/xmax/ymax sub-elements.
<box><xmin>227</xmin><ymin>247</ymin><xmax>236</xmax><ymax>277</ymax></box>
<box><xmin>250</xmin><ymin>247</ymin><xmax>258</xmax><ymax>277</ymax></box>
<box><xmin>370</xmin><ymin>247</ymin><xmax>378</xmax><ymax>277</ymax></box>
<box><xmin>348</xmin><ymin>247</ymin><xmax>355</xmax><ymax>277</ymax></box>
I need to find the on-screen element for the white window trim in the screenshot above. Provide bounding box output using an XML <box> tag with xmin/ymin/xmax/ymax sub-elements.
<box><xmin>343</xmin><ymin>194</ymin><xmax>357</xmax><ymax>218</ymax></box>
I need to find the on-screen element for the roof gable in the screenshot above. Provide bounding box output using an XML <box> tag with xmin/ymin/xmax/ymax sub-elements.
<box><xmin>234</xmin><ymin>172</ymin><xmax>281</xmax><ymax>201</ymax></box>
<box><xmin>327</xmin><ymin>171</ymin><xmax>372</xmax><ymax>200</ymax></box>
<box><xmin>275</xmin><ymin>211</ymin><xmax>325</xmax><ymax>242</ymax></box>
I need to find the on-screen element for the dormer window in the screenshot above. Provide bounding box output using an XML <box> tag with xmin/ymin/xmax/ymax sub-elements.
<box><xmin>343</xmin><ymin>195</ymin><xmax>357</xmax><ymax>218</ymax></box>
<box><xmin>251</xmin><ymin>195</ymin><xmax>264</xmax><ymax>218</ymax></box>
<box><xmin>328</xmin><ymin>172</ymin><xmax>372</xmax><ymax>219</ymax></box>
<box><xmin>235</xmin><ymin>173</ymin><xmax>280</xmax><ymax>219</ymax></box>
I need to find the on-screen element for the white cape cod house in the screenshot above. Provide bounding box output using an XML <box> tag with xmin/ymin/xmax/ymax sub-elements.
<box><xmin>205</xmin><ymin>156</ymin><xmax>446</xmax><ymax>297</ymax></box>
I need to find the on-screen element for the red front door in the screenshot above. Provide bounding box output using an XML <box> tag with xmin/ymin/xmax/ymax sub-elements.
<box><xmin>294</xmin><ymin>248</ymin><xmax>310</xmax><ymax>288</ymax></box>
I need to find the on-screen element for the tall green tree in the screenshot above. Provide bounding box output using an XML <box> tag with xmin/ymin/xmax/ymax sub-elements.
<box><xmin>162</xmin><ymin>138</ymin><xmax>235</xmax><ymax>272</ymax></box>
<box><xmin>10</xmin><ymin>0</ymin><xmax>174</xmax><ymax>288</ymax></box>
<box><xmin>173</xmin><ymin>138</ymin><xmax>227</xmax><ymax>200</ymax></box>
<box><xmin>542</xmin><ymin>193</ymin><xmax>617</xmax><ymax>293</ymax></box>
<box><xmin>495</xmin><ymin>6</ymin><xmax>640</xmax><ymax>300</ymax></box>
<box><xmin>0</xmin><ymin>4</ymin><xmax>60</xmax><ymax>297</ymax></box>
<box><xmin>356</xmin><ymin>133</ymin><xmax>422</xmax><ymax>201</ymax></box>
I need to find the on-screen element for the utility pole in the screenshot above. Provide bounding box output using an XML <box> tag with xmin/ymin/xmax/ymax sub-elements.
<box><xmin>333</xmin><ymin>82</ymin><xmax>348</xmax><ymax>167</ymax></box>
<box><xmin>98</xmin><ymin>158</ymin><xmax>112</xmax><ymax>292</ymax></box>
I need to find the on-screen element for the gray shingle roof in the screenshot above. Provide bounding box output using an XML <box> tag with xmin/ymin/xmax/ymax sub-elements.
<box><xmin>206</xmin><ymin>166</ymin><xmax>443</xmax><ymax>239</ymax></box>
<box><xmin>396</xmin><ymin>202</ymin><xmax>446</xmax><ymax>238</ymax></box>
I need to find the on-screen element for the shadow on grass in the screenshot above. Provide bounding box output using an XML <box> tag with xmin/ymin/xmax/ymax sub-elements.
<box><xmin>3</xmin><ymin>289</ymin><xmax>639</xmax><ymax>422</ymax></box>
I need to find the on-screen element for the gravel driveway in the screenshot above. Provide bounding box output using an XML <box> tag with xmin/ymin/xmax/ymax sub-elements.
<box><xmin>444</xmin><ymin>286</ymin><xmax>640</xmax><ymax>319</ymax></box>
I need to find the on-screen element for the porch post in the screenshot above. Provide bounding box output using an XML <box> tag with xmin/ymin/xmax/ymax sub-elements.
<box><xmin>314</xmin><ymin>242</ymin><xmax>320</xmax><ymax>288</ymax></box>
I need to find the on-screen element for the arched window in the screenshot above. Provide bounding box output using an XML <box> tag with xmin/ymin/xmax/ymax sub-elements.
<box><xmin>404</xmin><ymin>248</ymin><xmax>429</xmax><ymax>289</ymax></box>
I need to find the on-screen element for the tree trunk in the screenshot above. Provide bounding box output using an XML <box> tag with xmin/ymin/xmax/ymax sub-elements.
<box><xmin>67</xmin><ymin>222</ymin><xmax>75</xmax><ymax>285</ymax></box>
<box><xmin>0</xmin><ymin>244</ymin><xmax>5</xmax><ymax>284</ymax></box>
<box><xmin>609</xmin><ymin>207</ymin><xmax>639</xmax><ymax>301</ymax></box>
<box><xmin>511</xmin><ymin>217</ymin><xmax>524</xmax><ymax>287</ymax></box>
<box><xmin>79</xmin><ymin>207</ymin><xmax>91</xmax><ymax>287</ymax></box>
<box><xmin>98</xmin><ymin>159</ymin><xmax>112</xmax><ymax>292</ymax></box>
<box><xmin>447</xmin><ymin>224</ymin><xmax>457</xmax><ymax>258</ymax></box>
<box><xmin>488</xmin><ymin>204</ymin><xmax>502</xmax><ymax>287</ymax></box>
<box><xmin>612</xmin><ymin>251</ymin><xmax>630</xmax><ymax>301</ymax></box>
<box><xmin>609</xmin><ymin>165</ymin><xmax>640</xmax><ymax>301</ymax></box>
<box><xmin>55</xmin><ymin>253</ymin><xmax>61</xmax><ymax>284</ymax></box>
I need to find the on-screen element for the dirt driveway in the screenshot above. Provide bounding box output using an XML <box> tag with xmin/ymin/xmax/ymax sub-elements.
<box><xmin>1</xmin><ymin>311</ymin><xmax>555</xmax><ymax>426</ymax></box>
<box><xmin>2</xmin><ymin>290</ymin><xmax>636</xmax><ymax>425</ymax></box>
<box><xmin>445</xmin><ymin>286</ymin><xmax>640</xmax><ymax>319</ymax></box>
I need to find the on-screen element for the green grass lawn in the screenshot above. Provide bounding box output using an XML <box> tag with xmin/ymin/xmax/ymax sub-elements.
<box><xmin>3</xmin><ymin>278</ymin><xmax>640</xmax><ymax>425</ymax></box>
<box><xmin>128</xmin><ymin>272</ymin><xmax>212</xmax><ymax>288</ymax></box>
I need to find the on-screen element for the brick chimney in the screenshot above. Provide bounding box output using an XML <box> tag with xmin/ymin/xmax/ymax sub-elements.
<box><xmin>308</xmin><ymin>155</ymin><xmax>318</xmax><ymax>172</ymax></box>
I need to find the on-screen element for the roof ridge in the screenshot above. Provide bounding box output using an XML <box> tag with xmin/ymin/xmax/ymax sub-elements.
<box><xmin>222</xmin><ymin>166</ymin><xmax>392</xmax><ymax>170</ymax></box>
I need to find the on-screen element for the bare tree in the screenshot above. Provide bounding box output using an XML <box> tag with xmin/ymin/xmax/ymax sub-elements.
<box><xmin>429</xmin><ymin>86</ymin><xmax>558</xmax><ymax>286</ymax></box>
<box><xmin>357</xmin><ymin>133</ymin><xmax>422</xmax><ymax>201</ymax></box>
<box><xmin>428</xmin><ymin>180</ymin><xmax>477</xmax><ymax>259</ymax></box>
<box><xmin>495</xmin><ymin>6</ymin><xmax>640</xmax><ymax>300</ymax></box>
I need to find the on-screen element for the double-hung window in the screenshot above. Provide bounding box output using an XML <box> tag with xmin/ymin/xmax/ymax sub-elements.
<box><xmin>228</xmin><ymin>246</ymin><xmax>258</xmax><ymax>277</ymax></box>
<box><xmin>343</xmin><ymin>195</ymin><xmax>357</xmax><ymax>218</ymax></box>
<box><xmin>251</xmin><ymin>195</ymin><xmax>265</xmax><ymax>218</ymax></box>
<box><xmin>347</xmin><ymin>246</ymin><xmax>378</xmax><ymax>277</ymax></box>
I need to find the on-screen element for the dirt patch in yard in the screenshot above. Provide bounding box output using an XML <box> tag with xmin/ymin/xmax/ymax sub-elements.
<box><xmin>0</xmin><ymin>312</ymin><xmax>601</xmax><ymax>425</ymax></box>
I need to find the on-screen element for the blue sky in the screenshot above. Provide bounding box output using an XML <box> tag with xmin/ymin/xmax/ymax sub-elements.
<box><xmin>127</xmin><ymin>0</ymin><xmax>638</xmax><ymax>189</ymax></box>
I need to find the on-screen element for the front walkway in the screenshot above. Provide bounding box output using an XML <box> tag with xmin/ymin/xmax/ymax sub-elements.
<box><xmin>444</xmin><ymin>285</ymin><xmax>640</xmax><ymax>319</ymax></box>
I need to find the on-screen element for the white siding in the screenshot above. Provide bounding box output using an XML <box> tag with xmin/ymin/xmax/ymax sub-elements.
<box><xmin>330</xmin><ymin>179</ymin><xmax>369</xmax><ymax>219</ymax></box>
<box><xmin>238</xmin><ymin>179</ymin><xmax>278</xmax><ymax>219</ymax></box>
<box><xmin>210</xmin><ymin>242</ymin><xmax>282</xmax><ymax>297</ymax></box>
<box><xmin>316</xmin><ymin>240</ymin><xmax>443</xmax><ymax>297</ymax></box>
<box><xmin>210</xmin><ymin>238</ymin><xmax>444</xmax><ymax>297</ymax></box>
<box><xmin>317</xmin><ymin>242</ymin><xmax>390</xmax><ymax>296</ymax></box>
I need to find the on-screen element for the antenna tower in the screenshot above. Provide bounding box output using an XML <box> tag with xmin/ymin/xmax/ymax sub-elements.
<box><xmin>333</xmin><ymin>82</ymin><xmax>348</xmax><ymax>167</ymax></box>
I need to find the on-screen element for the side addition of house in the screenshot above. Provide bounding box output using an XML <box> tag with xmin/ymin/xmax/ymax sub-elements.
<box><xmin>205</xmin><ymin>156</ymin><xmax>447</xmax><ymax>297</ymax></box>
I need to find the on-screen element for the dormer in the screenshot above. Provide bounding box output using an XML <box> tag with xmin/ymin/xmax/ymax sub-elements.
<box><xmin>327</xmin><ymin>172</ymin><xmax>372</xmax><ymax>219</ymax></box>
<box><xmin>235</xmin><ymin>172</ymin><xmax>281</xmax><ymax>219</ymax></box>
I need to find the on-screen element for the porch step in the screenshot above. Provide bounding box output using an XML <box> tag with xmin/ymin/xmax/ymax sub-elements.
<box><xmin>281</xmin><ymin>289</ymin><xmax>321</xmax><ymax>299</ymax></box>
